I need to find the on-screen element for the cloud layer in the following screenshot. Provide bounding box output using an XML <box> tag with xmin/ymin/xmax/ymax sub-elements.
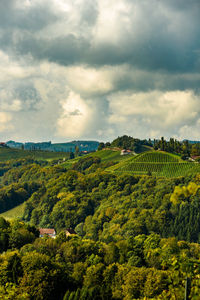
<box><xmin>0</xmin><ymin>0</ymin><xmax>200</xmax><ymax>142</ymax></box>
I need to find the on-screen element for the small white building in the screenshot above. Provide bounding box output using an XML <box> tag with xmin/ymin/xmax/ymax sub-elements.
<box><xmin>120</xmin><ymin>149</ymin><xmax>132</xmax><ymax>155</ymax></box>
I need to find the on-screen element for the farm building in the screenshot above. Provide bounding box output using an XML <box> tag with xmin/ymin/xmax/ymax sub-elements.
<box><xmin>39</xmin><ymin>228</ymin><xmax>56</xmax><ymax>238</ymax></box>
<box><xmin>120</xmin><ymin>149</ymin><xmax>132</xmax><ymax>155</ymax></box>
<box><xmin>66</xmin><ymin>228</ymin><xmax>77</xmax><ymax>236</ymax></box>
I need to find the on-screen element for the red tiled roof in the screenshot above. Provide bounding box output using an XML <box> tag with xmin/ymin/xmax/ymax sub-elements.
<box><xmin>39</xmin><ymin>228</ymin><xmax>56</xmax><ymax>235</ymax></box>
<box><xmin>191</xmin><ymin>156</ymin><xmax>200</xmax><ymax>159</ymax></box>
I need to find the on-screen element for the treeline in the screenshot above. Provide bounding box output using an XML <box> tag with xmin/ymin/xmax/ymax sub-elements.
<box><xmin>153</xmin><ymin>137</ymin><xmax>200</xmax><ymax>158</ymax></box>
<box><xmin>98</xmin><ymin>135</ymin><xmax>152</xmax><ymax>152</ymax></box>
<box><xmin>98</xmin><ymin>135</ymin><xmax>200</xmax><ymax>158</ymax></box>
<box><xmin>1</xmin><ymin>224</ymin><xmax>200</xmax><ymax>299</ymax></box>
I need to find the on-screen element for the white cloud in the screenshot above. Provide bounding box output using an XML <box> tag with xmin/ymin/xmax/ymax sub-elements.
<box><xmin>0</xmin><ymin>99</ymin><xmax>22</xmax><ymax>112</ymax></box>
<box><xmin>0</xmin><ymin>112</ymin><xmax>12</xmax><ymax>133</ymax></box>
<box><xmin>178</xmin><ymin>119</ymin><xmax>200</xmax><ymax>141</ymax></box>
<box><xmin>57</xmin><ymin>91</ymin><xmax>93</xmax><ymax>138</ymax></box>
<box><xmin>108</xmin><ymin>90</ymin><xmax>200</xmax><ymax>139</ymax></box>
<box><xmin>64</xmin><ymin>66</ymin><xmax>114</xmax><ymax>96</ymax></box>
<box><xmin>94</xmin><ymin>0</ymin><xmax>131</xmax><ymax>45</ymax></box>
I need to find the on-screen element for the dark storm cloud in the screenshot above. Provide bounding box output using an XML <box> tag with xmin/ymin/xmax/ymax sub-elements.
<box><xmin>4</xmin><ymin>30</ymin><xmax>200</xmax><ymax>75</ymax></box>
<box><xmin>0</xmin><ymin>0</ymin><xmax>58</xmax><ymax>31</ymax></box>
<box><xmin>109</xmin><ymin>68</ymin><xmax>200</xmax><ymax>94</ymax></box>
<box><xmin>16</xmin><ymin>34</ymin><xmax>90</xmax><ymax>65</ymax></box>
<box><xmin>0</xmin><ymin>0</ymin><xmax>200</xmax><ymax>76</ymax></box>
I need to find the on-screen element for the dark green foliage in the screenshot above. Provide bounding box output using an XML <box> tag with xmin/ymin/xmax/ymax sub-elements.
<box><xmin>154</xmin><ymin>137</ymin><xmax>200</xmax><ymax>157</ymax></box>
<box><xmin>0</xmin><ymin>218</ymin><xmax>38</xmax><ymax>253</ymax></box>
<box><xmin>72</xmin><ymin>156</ymin><xmax>101</xmax><ymax>173</ymax></box>
<box><xmin>69</xmin><ymin>152</ymin><xmax>75</xmax><ymax>159</ymax></box>
<box><xmin>98</xmin><ymin>142</ymin><xmax>105</xmax><ymax>151</ymax></box>
<box><xmin>0</xmin><ymin>181</ymin><xmax>41</xmax><ymax>213</ymax></box>
<box><xmin>0</xmin><ymin>216</ymin><xmax>9</xmax><ymax>229</ymax></box>
<box><xmin>0</xmin><ymin>232</ymin><xmax>9</xmax><ymax>252</ymax></box>
<box><xmin>1</xmin><ymin>234</ymin><xmax>200</xmax><ymax>299</ymax></box>
<box><xmin>111</xmin><ymin>135</ymin><xmax>152</xmax><ymax>151</ymax></box>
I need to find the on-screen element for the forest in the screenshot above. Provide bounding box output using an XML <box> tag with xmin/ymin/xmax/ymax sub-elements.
<box><xmin>1</xmin><ymin>138</ymin><xmax>200</xmax><ymax>299</ymax></box>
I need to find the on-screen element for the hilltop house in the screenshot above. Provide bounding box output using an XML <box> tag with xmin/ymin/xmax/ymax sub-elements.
<box><xmin>39</xmin><ymin>228</ymin><xmax>56</xmax><ymax>238</ymax></box>
<box><xmin>120</xmin><ymin>149</ymin><xmax>132</xmax><ymax>155</ymax></box>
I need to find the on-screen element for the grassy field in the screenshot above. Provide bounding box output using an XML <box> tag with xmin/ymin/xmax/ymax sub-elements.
<box><xmin>0</xmin><ymin>146</ymin><xmax>69</xmax><ymax>162</ymax></box>
<box><xmin>107</xmin><ymin>151</ymin><xmax>200</xmax><ymax>177</ymax></box>
<box><xmin>0</xmin><ymin>202</ymin><xmax>25</xmax><ymax>220</ymax></box>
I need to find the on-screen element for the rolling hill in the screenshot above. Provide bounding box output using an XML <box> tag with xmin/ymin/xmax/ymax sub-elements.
<box><xmin>0</xmin><ymin>146</ymin><xmax>69</xmax><ymax>162</ymax></box>
<box><xmin>60</xmin><ymin>149</ymin><xmax>135</xmax><ymax>169</ymax></box>
<box><xmin>107</xmin><ymin>150</ymin><xmax>200</xmax><ymax>177</ymax></box>
<box><xmin>86</xmin><ymin>149</ymin><xmax>135</xmax><ymax>162</ymax></box>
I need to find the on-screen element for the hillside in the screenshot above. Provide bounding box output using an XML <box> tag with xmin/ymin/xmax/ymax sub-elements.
<box><xmin>87</xmin><ymin>149</ymin><xmax>135</xmax><ymax>161</ymax></box>
<box><xmin>6</xmin><ymin>140</ymin><xmax>99</xmax><ymax>152</ymax></box>
<box><xmin>0</xmin><ymin>202</ymin><xmax>25</xmax><ymax>220</ymax></box>
<box><xmin>107</xmin><ymin>150</ymin><xmax>200</xmax><ymax>177</ymax></box>
<box><xmin>0</xmin><ymin>146</ymin><xmax>69</xmax><ymax>162</ymax></box>
<box><xmin>1</xmin><ymin>146</ymin><xmax>200</xmax><ymax>299</ymax></box>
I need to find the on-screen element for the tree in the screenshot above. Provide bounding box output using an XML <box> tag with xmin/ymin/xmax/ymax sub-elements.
<box><xmin>75</xmin><ymin>146</ymin><xmax>80</xmax><ymax>156</ymax></box>
<box><xmin>69</xmin><ymin>152</ymin><xmax>75</xmax><ymax>159</ymax></box>
<box><xmin>98</xmin><ymin>143</ymin><xmax>105</xmax><ymax>151</ymax></box>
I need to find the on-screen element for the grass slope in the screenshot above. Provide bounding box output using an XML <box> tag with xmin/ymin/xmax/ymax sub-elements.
<box><xmin>0</xmin><ymin>147</ymin><xmax>69</xmax><ymax>162</ymax></box>
<box><xmin>61</xmin><ymin>149</ymin><xmax>134</xmax><ymax>169</ymax></box>
<box><xmin>0</xmin><ymin>202</ymin><xmax>25</xmax><ymax>220</ymax></box>
<box><xmin>107</xmin><ymin>151</ymin><xmax>200</xmax><ymax>177</ymax></box>
<box><xmin>87</xmin><ymin>149</ymin><xmax>135</xmax><ymax>162</ymax></box>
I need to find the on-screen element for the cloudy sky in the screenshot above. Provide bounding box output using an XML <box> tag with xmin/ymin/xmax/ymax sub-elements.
<box><xmin>0</xmin><ymin>0</ymin><xmax>200</xmax><ymax>142</ymax></box>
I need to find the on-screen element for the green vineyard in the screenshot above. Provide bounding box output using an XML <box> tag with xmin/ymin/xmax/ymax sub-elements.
<box><xmin>133</xmin><ymin>151</ymin><xmax>180</xmax><ymax>163</ymax></box>
<box><xmin>107</xmin><ymin>151</ymin><xmax>200</xmax><ymax>177</ymax></box>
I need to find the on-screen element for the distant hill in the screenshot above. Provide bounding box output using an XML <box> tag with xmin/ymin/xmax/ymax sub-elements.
<box><xmin>6</xmin><ymin>140</ymin><xmax>99</xmax><ymax>152</ymax></box>
<box><xmin>183</xmin><ymin>139</ymin><xmax>200</xmax><ymax>144</ymax></box>
<box><xmin>0</xmin><ymin>146</ymin><xmax>69</xmax><ymax>162</ymax></box>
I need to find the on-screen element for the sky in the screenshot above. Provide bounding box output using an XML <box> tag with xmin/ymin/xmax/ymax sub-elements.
<box><xmin>0</xmin><ymin>0</ymin><xmax>200</xmax><ymax>142</ymax></box>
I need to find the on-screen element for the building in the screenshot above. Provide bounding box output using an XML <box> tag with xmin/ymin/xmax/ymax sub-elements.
<box><xmin>120</xmin><ymin>149</ymin><xmax>132</xmax><ymax>155</ymax></box>
<box><xmin>39</xmin><ymin>228</ymin><xmax>56</xmax><ymax>238</ymax></box>
<box><xmin>66</xmin><ymin>228</ymin><xmax>77</xmax><ymax>236</ymax></box>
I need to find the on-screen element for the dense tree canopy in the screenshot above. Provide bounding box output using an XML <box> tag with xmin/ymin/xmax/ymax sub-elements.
<box><xmin>0</xmin><ymin>150</ymin><xmax>200</xmax><ymax>299</ymax></box>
